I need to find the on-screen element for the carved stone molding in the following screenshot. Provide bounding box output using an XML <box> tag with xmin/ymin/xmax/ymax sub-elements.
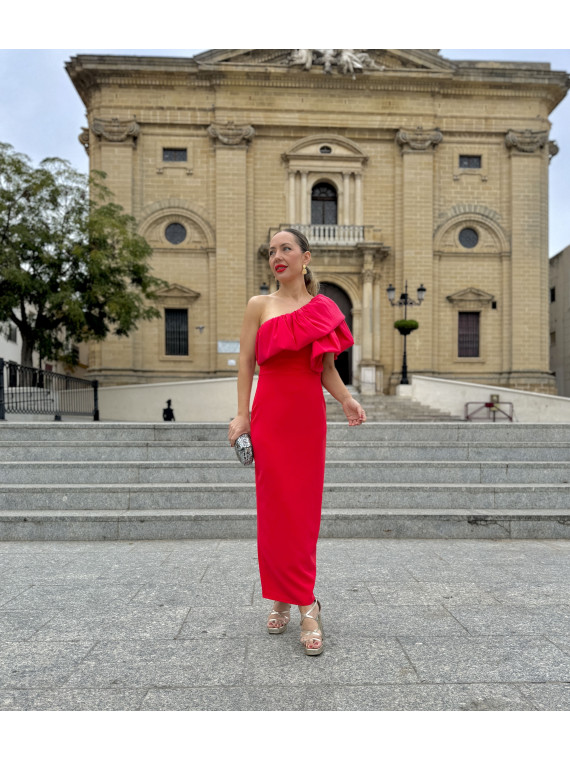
<box><xmin>208</xmin><ymin>121</ymin><xmax>255</xmax><ymax>147</ymax></box>
<box><xmin>548</xmin><ymin>140</ymin><xmax>559</xmax><ymax>161</ymax></box>
<box><xmin>505</xmin><ymin>129</ymin><xmax>548</xmax><ymax>154</ymax></box>
<box><xmin>362</xmin><ymin>269</ymin><xmax>375</xmax><ymax>284</ymax></box>
<box><xmin>91</xmin><ymin>117</ymin><xmax>140</xmax><ymax>144</ymax></box>
<box><xmin>78</xmin><ymin>127</ymin><xmax>90</xmax><ymax>155</ymax></box>
<box><xmin>446</xmin><ymin>287</ymin><xmax>494</xmax><ymax>306</ymax></box>
<box><xmin>396</xmin><ymin>127</ymin><xmax>443</xmax><ymax>152</ymax></box>
<box><xmin>289</xmin><ymin>49</ymin><xmax>385</xmax><ymax>76</ymax></box>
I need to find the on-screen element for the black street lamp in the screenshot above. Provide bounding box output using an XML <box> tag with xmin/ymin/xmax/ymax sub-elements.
<box><xmin>386</xmin><ymin>280</ymin><xmax>426</xmax><ymax>385</ymax></box>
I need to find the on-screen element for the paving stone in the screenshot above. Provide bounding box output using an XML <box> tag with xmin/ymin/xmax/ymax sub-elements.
<box><xmin>0</xmin><ymin>688</ymin><xmax>147</xmax><ymax>710</ymax></box>
<box><xmin>368</xmin><ymin>582</ymin><xmax>499</xmax><ymax>606</ymax></box>
<box><xmin>0</xmin><ymin>642</ymin><xmax>95</xmax><ymax>688</ymax></box>
<box><xmin>517</xmin><ymin>683</ymin><xmax>570</xmax><ymax>710</ymax></box>
<box><xmin>29</xmin><ymin>605</ymin><xmax>191</xmax><ymax>641</ymax></box>
<box><xmin>0</xmin><ymin>611</ymin><xmax>59</xmax><ymax>641</ymax></box>
<box><xmin>1</xmin><ymin>583</ymin><xmax>144</xmax><ymax>610</ymax></box>
<box><xmin>64</xmin><ymin>640</ymin><xmax>246</xmax><ymax>688</ymax></box>
<box><xmin>244</xmin><ymin>634</ymin><xmax>419</xmax><ymax>686</ymax></box>
<box><xmin>129</xmin><ymin>580</ymin><xmax>256</xmax><ymax>607</ymax></box>
<box><xmin>398</xmin><ymin>634</ymin><xmax>570</xmax><ymax>683</ymax></box>
<box><xmin>332</xmin><ymin>684</ymin><xmax>537</xmax><ymax>711</ymax></box>
<box><xmin>442</xmin><ymin>604</ymin><xmax>570</xmax><ymax>635</ymax></box>
<box><xmin>140</xmin><ymin>685</ymin><xmax>339</xmax><ymax>711</ymax></box>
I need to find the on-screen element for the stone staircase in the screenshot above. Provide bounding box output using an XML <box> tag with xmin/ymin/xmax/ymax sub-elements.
<box><xmin>325</xmin><ymin>390</ymin><xmax>463</xmax><ymax>421</ymax></box>
<box><xmin>0</xmin><ymin>421</ymin><xmax>569</xmax><ymax>540</ymax></box>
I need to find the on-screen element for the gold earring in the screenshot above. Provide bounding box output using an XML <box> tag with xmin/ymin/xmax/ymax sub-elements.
<box><xmin>302</xmin><ymin>264</ymin><xmax>308</xmax><ymax>275</ymax></box>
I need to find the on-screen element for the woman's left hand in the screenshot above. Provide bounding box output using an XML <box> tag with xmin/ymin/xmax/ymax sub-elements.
<box><xmin>342</xmin><ymin>397</ymin><xmax>367</xmax><ymax>426</ymax></box>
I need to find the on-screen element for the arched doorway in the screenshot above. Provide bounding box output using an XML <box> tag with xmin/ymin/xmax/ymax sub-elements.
<box><xmin>319</xmin><ymin>282</ymin><xmax>353</xmax><ymax>385</ymax></box>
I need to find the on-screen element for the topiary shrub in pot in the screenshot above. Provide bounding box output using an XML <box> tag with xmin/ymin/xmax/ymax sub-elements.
<box><xmin>394</xmin><ymin>319</ymin><xmax>419</xmax><ymax>336</ymax></box>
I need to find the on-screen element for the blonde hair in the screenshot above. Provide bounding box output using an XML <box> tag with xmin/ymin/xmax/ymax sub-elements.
<box><xmin>283</xmin><ymin>228</ymin><xmax>320</xmax><ymax>297</ymax></box>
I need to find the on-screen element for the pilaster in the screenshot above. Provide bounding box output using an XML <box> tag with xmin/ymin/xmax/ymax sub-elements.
<box><xmin>209</xmin><ymin>122</ymin><xmax>255</xmax><ymax>373</ymax></box>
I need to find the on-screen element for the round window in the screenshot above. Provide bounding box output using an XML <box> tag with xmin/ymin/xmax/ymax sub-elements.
<box><xmin>319</xmin><ymin>145</ymin><xmax>332</xmax><ymax>154</ymax></box>
<box><xmin>165</xmin><ymin>223</ymin><xmax>187</xmax><ymax>245</ymax></box>
<box><xmin>459</xmin><ymin>227</ymin><xmax>479</xmax><ymax>249</ymax></box>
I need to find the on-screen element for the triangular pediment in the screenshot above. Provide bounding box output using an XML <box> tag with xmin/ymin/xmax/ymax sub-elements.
<box><xmin>447</xmin><ymin>287</ymin><xmax>495</xmax><ymax>304</ymax></box>
<box><xmin>192</xmin><ymin>49</ymin><xmax>455</xmax><ymax>74</ymax></box>
<box><xmin>156</xmin><ymin>284</ymin><xmax>201</xmax><ymax>300</ymax></box>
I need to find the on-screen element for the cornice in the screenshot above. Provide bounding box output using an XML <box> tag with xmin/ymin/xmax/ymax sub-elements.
<box><xmin>66</xmin><ymin>55</ymin><xmax>569</xmax><ymax>113</ymax></box>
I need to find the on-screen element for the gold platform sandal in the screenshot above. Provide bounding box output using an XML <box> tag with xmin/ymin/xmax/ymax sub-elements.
<box><xmin>267</xmin><ymin>604</ymin><xmax>291</xmax><ymax>635</ymax></box>
<box><xmin>300</xmin><ymin>599</ymin><xmax>324</xmax><ymax>656</ymax></box>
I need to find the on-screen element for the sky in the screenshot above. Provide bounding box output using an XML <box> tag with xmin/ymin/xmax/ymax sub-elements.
<box><xmin>1</xmin><ymin>47</ymin><xmax>568</xmax><ymax>256</ymax></box>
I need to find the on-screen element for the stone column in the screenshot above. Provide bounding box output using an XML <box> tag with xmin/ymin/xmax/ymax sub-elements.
<box><xmin>360</xmin><ymin>252</ymin><xmax>375</xmax><ymax>394</ymax></box>
<box><xmin>354</xmin><ymin>173</ymin><xmax>363</xmax><ymax>226</ymax></box>
<box><xmin>288</xmin><ymin>171</ymin><xmax>296</xmax><ymax>223</ymax></box>
<box><xmin>506</xmin><ymin>129</ymin><xmax>550</xmax><ymax>383</ymax></box>
<box><xmin>301</xmin><ymin>172</ymin><xmax>309</xmax><ymax>224</ymax></box>
<box><xmin>395</xmin><ymin>127</ymin><xmax>442</xmax><ymax>378</ymax></box>
<box><xmin>208</xmin><ymin>121</ymin><xmax>255</xmax><ymax>373</ymax></box>
<box><xmin>343</xmin><ymin>172</ymin><xmax>350</xmax><ymax>225</ymax></box>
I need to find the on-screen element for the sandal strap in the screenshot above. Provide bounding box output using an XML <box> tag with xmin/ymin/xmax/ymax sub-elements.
<box><xmin>300</xmin><ymin>599</ymin><xmax>320</xmax><ymax>622</ymax></box>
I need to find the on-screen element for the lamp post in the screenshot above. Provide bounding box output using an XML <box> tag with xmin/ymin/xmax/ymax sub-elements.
<box><xmin>386</xmin><ymin>280</ymin><xmax>426</xmax><ymax>385</ymax></box>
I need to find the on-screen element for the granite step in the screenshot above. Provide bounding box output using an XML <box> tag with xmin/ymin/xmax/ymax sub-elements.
<box><xmin>0</xmin><ymin>482</ymin><xmax>569</xmax><ymax>511</ymax></box>
<box><xmin>1</xmin><ymin>440</ymin><xmax>569</xmax><ymax>462</ymax></box>
<box><xmin>0</xmin><ymin>421</ymin><xmax>569</xmax><ymax>540</ymax></box>
<box><xmin>2</xmin><ymin>421</ymin><xmax>570</xmax><ymax>443</ymax></box>
<box><xmin>1</xmin><ymin>460</ymin><xmax>569</xmax><ymax>485</ymax></box>
<box><xmin>0</xmin><ymin>509</ymin><xmax>566</xmax><ymax>541</ymax></box>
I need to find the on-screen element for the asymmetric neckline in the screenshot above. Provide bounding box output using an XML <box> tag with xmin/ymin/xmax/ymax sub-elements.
<box><xmin>259</xmin><ymin>294</ymin><xmax>321</xmax><ymax>328</ymax></box>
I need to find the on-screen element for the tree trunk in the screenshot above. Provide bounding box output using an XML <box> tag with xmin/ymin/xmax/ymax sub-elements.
<box><xmin>20</xmin><ymin>336</ymin><xmax>35</xmax><ymax>368</ymax></box>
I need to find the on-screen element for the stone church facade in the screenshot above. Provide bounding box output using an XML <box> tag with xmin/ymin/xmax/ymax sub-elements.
<box><xmin>66</xmin><ymin>49</ymin><xmax>568</xmax><ymax>394</ymax></box>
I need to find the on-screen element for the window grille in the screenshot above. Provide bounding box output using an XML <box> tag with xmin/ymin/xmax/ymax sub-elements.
<box><xmin>458</xmin><ymin>312</ymin><xmax>480</xmax><ymax>357</ymax></box>
<box><xmin>459</xmin><ymin>155</ymin><xmax>482</xmax><ymax>169</ymax></box>
<box><xmin>165</xmin><ymin>309</ymin><xmax>189</xmax><ymax>356</ymax></box>
<box><xmin>163</xmin><ymin>148</ymin><xmax>187</xmax><ymax>162</ymax></box>
<box><xmin>311</xmin><ymin>182</ymin><xmax>337</xmax><ymax>225</ymax></box>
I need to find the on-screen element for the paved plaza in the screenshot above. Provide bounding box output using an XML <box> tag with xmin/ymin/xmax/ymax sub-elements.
<box><xmin>0</xmin><ymin>537</ymin><xmax>568</xmax><ymax>711</ymax></box>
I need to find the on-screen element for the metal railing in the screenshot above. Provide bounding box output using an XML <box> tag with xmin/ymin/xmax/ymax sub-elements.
<box><xmin>0</xmin><ymin>358</ymin><xmax>99</xmax><ymax>421</ymax></box>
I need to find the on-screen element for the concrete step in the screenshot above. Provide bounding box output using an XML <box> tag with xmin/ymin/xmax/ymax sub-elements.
<box><xmin>0</xmin><ymin>509</ymin><xmax>567</xmax><ymax>541</ymax></box>
<box><xmin>3</xmin><ymin>421</ymin><xmax>570</xmax><ymax>443</ymax></box>
<box><xmin>1</xmin><ymin>482</ymin><xmax>569</xmax><ymax>511</ymax></box>
<box><xmin>1</xmin><ymin>440</ymin><xmax>569</xmax><ymax>462</ymax></box>
<box><xmin>1</xmin><ymin>460</ymin><xmax>569</xmax><ymax>485</ymax></box>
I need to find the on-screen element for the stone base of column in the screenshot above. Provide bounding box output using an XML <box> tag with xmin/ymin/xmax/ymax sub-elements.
<box><xmin>359</xmin><ymin>363</ymin><xmax>383</xmax><ymax>395</ymax></box>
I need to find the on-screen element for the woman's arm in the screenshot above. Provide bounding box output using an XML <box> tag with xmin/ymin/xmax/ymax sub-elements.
<box><xmin>228</xmin><ymin>296</ymin><xmax>263</xmax><ymax>446</ymax></box>
<box><xmin>321</xmin><ymin>353</ymin><xmax>366</xmax><ymax>426</ymax></box>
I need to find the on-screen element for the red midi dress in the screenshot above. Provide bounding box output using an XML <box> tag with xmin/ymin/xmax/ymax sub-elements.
<box><xmin>250</xmin><ymin>294</ymin><xmax>354</xmax><ymax>606</ymax></box>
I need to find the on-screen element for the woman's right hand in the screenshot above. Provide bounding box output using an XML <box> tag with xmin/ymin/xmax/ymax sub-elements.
<box><xmin>228</xmin><ymin>414</ymin><xmax>251</xmax><ymax>447</ymax></box>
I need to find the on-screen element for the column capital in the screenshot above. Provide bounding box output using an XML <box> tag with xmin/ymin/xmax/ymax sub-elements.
<box><xmin>91</xmin><ymin>117</ymin><xmax>140</xmax><ymax>144</ymax></box>
<box><xmin>396</xmin><ymin>127</ymin><xmax>442</xmax><ymax>153</ymax></box>
<box><xmin>505</xmin><ymin>129</ymin><xmax>548</xmax><ymax>154</ymax></box>
<box><xmin>208</xmin><ymin>121</ymin><xmax>255</xmax><ymax>147</ymax></box>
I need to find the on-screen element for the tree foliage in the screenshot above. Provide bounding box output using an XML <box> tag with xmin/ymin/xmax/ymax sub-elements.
<box><xmin>0</xmin><ymin>142</ymin><xmax>167</xmax><ymax>367</ymax></box>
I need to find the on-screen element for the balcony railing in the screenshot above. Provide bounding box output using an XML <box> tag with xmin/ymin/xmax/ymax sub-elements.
<box><xmin>0</xmin><ymin>358</ymin><xmax>99</xmax><ymax>421</ymax></box>
<box><xmin>290</xmin><ymin>224</ymin><xmax>365</xmax><ymax>246</ymax></box>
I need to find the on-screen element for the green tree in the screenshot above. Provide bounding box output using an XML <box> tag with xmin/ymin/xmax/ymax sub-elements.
<box><xmin>0</xmin><ymin>142</ymin><xmax>167</xmax><ymax>368</ymax></box>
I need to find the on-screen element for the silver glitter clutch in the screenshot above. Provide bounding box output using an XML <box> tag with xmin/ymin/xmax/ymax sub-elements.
<box><xmin>235</xmin><ymin>433</ymin><xmax>254</xmax><ymax>466</ymax></box>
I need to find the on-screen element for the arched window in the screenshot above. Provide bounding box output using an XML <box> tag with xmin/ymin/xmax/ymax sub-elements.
<box><xmin>311</xmin><ymin>182</ymin><xmax>337</xmax><ymax>225</ymax></box>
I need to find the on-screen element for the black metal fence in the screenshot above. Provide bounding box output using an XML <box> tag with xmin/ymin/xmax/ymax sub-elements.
<box><xmin>0</xmin><ymin>358</ymin><xmax>99</xmax><ymax>421</ymax></box>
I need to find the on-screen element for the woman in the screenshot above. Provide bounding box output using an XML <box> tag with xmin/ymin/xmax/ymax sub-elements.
<box><xmin>228</xmin><ymin>228</ymin><xmax>366</xmax><ymax>655</ymax></box>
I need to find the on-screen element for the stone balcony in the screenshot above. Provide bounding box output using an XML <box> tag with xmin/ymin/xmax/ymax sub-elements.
<box><xmin>292</xmin><ymin>224</ymin><xmax>365</xmax><ymax>246</ymax></box>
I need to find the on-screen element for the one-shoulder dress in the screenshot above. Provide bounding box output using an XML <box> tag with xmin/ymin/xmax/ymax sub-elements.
<box><xmin>251</xmin><ymin>294</ymin><xmax>354</xmax><ymax>606</ymax></box>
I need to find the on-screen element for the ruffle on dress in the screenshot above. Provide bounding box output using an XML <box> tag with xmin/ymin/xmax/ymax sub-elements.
<box><xmin>256</xmin><ymin>294</ymin><xmax>354</xmax><ymax>373</ymax></box>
